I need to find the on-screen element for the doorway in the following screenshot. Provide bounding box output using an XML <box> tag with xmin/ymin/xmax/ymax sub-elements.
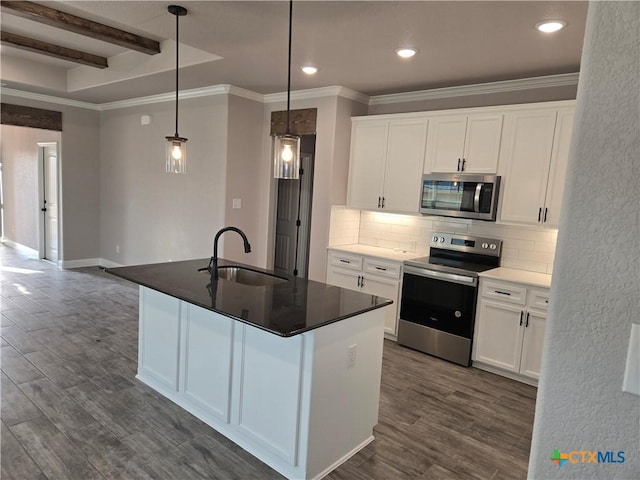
<box><xmin>38</xmin><ymin>143</ymin><xmax>59</xmax><ymax>263</ymax></box>
<box><xmin>274</xmin><ymin>135</ymin><xmax>316</xmax><ymax>278</ymax></box>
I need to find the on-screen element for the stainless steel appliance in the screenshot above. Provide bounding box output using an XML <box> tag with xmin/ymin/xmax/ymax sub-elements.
<box><xmin>398</xmin><ymin>232</ymin><xmax>502</xmax><ymax>366</ymax></box>
<box><xmin>420</xmin><ymin>173</ymin><xmax>501</xmax><ymax>221</ymax></box>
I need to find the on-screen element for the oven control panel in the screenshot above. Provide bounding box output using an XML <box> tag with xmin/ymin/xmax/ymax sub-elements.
<box><xmin>430</xmin><ymin>233</ymin><xmax>502</xmax><ymax>256</ymax></box>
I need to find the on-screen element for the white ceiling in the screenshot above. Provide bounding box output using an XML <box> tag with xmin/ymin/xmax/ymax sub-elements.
<box><xmin>0</xmin><ymin>1</ymin><xmax>589</xmax><ymax>104</ymax></box>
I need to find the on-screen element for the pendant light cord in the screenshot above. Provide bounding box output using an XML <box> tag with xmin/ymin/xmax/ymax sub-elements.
<box><xmin>286</xmin><ymin>0</ymin><xmax>293</xmax><ymax>135</ymax></box>
<box><xmin>174</xmin><ymin>10</ymin><xmax>180</xmax><ymax>137</ymax></box>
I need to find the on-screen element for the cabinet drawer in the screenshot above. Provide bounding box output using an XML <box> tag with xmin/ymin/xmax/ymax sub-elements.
<box><xmin>363</xmin><ymin>258</ymin><xmax>401</xmax><ymax>279</ymax></box>
<box><xmin>481</xmin><ymin>281</ymin><xmax>527</xmax><ymax>305</ymax></box>
<box><xmin>328</xmin><ymin>251</ymin><xmax>363</xmax><ymax>271</ymax></box>
<box><xmin>528</xmin><ymin>289</ymin><xmax>550</xmax><ymax>311</ymax></box>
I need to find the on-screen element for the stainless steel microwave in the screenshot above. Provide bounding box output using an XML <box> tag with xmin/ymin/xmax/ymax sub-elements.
<box><xmin>420</xmin><ymin>174</ymin><xmax>501</xmax><ymax>221</ymax></box>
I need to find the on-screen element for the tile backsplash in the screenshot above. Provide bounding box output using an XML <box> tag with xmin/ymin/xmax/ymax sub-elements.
<box><xmin>329</xmin><ymin>205</ymin><xmax>558</xmax><ymax>274</ymax></box>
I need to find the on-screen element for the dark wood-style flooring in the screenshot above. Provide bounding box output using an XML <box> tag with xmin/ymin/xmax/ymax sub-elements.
<box><xmin>1</xmin><ymin>245</ymin><xmax>536</xmax><ymax>480</ymax></box>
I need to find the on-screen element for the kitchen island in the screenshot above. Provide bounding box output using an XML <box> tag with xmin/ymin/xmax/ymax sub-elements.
<box><xmin>107</xmin><ymin>258</ymin><xmax>392</xmax><ymax>480</ymax></box>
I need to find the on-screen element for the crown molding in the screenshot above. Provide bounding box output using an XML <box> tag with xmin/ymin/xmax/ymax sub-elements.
<box><xmin>368</xmin><ymin>73</ymin><xmax>580</xmax><ymax>106</ymax></box>
<box><xmin>98</xmin><ymin>85</ymin><xmax>235</xmax><ymax>110</ymax></box>
<box><xmin>1</xmin><ymin>72</ymin><xmax>579</xmax><ymax>112</ymax></box>
<box><xmin>0</xmin><ymin>87</ymin><xmax>100</xmax><ymax>110</ymax></box>
<box><xmin>263</xmin><ymin>86</ymin><xmax>369</xmax><ymax>105</ymax></box>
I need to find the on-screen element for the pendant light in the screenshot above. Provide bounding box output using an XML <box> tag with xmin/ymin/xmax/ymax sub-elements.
<box><xmin>165</xmin><ymin>5</ymin><xmax>188</xmax><ymax>174</ymax></box>
<box><xmin>272</xmin><ymin>0</ymin><xmax>301</xmax><ymax>180</ymax></box>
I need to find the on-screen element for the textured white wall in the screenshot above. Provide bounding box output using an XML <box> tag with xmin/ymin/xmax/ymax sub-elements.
<box><xmin>528</xmin><ymin>2</ymin><xmax>640</xmax><ymax>479</ymax></box>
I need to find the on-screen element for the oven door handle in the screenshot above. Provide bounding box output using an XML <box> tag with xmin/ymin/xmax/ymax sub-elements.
<box><xmin>403</xmin><ymin>265</ymin><xmax>477</xmax><ymax>286</ymax></box>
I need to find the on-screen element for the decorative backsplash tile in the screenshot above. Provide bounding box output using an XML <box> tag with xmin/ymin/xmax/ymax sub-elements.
<box><xmin>329</xmin><ymin>206</ymin><xmax>558</xmax><ymax>274</ymax></box>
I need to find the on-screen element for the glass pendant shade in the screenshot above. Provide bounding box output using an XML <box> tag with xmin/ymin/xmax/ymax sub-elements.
<box><xmin>165</xmin><ymin>136</ymin><xmax>187</xmax><ymax>174</ymax></box>
<box><xmin>273</xmin><ymin>133</ymin><xmax>300</xmax><ymax>179</ymax></box>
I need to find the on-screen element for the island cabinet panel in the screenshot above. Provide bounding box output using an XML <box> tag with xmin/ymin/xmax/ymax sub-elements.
<box><xmin>135</xmin><ymin>286</ymin><xmax>386</xmax><ymax>480</ymax></box>
<box><xmin>181</xmin><ymin>304</ymin><xmax>234</xmax><ymax>423</ymax></box>
<box><xmin>233</xmin><ymin>326</ymin><xmax>303</xmax><ymax>464</ymax></box>
<box><xmin>138</xmin><ymin>287</ymin><xmax>181</xmax><ymax>391</ymax></box>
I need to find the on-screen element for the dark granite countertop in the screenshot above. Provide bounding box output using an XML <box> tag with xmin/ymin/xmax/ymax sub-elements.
<box><xmin>107</xmin><ymin>258</ymin><xmax>392</xmax><ymax>337</ymax></box>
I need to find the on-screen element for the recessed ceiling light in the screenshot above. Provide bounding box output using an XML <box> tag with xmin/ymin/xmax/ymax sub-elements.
<box><xmin>301</xmin><ymin>65</ymin><xmax>318</xmax><ymax>75</ymax></box>
<box><xmin>395</xmin><ymin>47</ymin><xmax>417</xmax><ymax>59</ymax></box>
<box><xmin>536</xmin><ymin>20</ymin><xmax>567</xmax><ymax>33</ymax></box>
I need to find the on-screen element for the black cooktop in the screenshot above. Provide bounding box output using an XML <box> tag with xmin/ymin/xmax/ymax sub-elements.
<box><xmin>405</xmin><ymin>255</ymin><xmax>499</xmax><ymax>277</ymax></box>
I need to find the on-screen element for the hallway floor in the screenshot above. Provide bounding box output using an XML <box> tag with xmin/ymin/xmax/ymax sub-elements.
<box><xmin>1</xmin><ymin>245</ymin><xmax>536</xmax><ymax>479</ymax></box>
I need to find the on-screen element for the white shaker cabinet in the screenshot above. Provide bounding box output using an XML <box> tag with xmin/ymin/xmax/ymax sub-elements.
<box><xmin>326</xmin><ymin>250</ymin><xmax>402</xmax><ymax>338</ymax></box>
<box><xmin>426</xmin><ymin>113</ymin><xmax>503</xmax><ymax>174</ymax></box>
<box><xmin>473</xmin><ymin>279</ymin><xmax>549</xmax><ymax>384</ymax></box>
<box><xmin>348</xmin><ymin>118</ymin><xmax>427</xmax><ymax>214</ymax></box>
<box><xmin>499</xmin><ymin>107</ymin><xmax>575</xmax><ymax>226</ymax></box>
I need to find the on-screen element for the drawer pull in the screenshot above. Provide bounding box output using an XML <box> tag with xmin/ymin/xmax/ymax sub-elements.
<box><xmin>375</xmin><ymin>266</ymin><xmax>387</xmax><ymax>271</ymax></box>
<box><xmin>545</xmin><ymin>300</ymin><xmax>549</xmax><ymax>304</ymax></box>
<box><xmin>494</xmin><ymin>290</ymin><xmax>512</xmax><ymax>296</ymax></box>
<box><xmin>339</xmin><ymin>259</ymin><xmax>351</xmax><ymax>264</ymax></box>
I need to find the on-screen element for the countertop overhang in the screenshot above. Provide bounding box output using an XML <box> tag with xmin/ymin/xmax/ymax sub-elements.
<box><xmin>107</xmin><ymin>258</ymin><xmax>393</xmax><ymax>337</ymax></box>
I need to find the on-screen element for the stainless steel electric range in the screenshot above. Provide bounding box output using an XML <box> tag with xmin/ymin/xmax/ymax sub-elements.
<box><xmin>397</xmin><ymin>232</ymin><xmax>502</xmax><ymax>366</ymax></box>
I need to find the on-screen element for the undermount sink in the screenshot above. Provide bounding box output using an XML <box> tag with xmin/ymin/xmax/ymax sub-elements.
<box><xmin>211</xmin><ymin>266</ymin><xmax>288</xmax><ymax>286</ymax></box>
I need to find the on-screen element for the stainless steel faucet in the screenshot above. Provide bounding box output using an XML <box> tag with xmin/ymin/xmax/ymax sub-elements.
<box><xmin>210</xmin><ymin>227</ymin><xmax>251</xmax><ymax>281</ymax></box>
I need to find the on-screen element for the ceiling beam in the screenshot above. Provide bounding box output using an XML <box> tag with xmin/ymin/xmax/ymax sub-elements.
<box><xmin>1</xmin><ymin>31</ymin><xmax>108</xmax><ymax>69</ymax></box>
<box><xmin>1</xmin><ymin>103</ymin><xmax>62</xmax><ymax>131</ymax></box>
<box><xmin>1</xmin><ymin>1</ymin><xmax>161</xmax><ymax>55</ymax></box>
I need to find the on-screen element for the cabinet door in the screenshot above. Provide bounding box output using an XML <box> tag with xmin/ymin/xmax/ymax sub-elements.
<box><xmin>425</xmin><ymin>116</ymin><xmax>467</xmax><ymax>173</ymax></box>
<box><xmin>474</xmin><ymin>300</ymin><xmax>524</xmax><ymax>373</ymax></box>
<box><xmin>382</xmin><ymin>120</ymin><xmax>428</xmax><ymax>213</ymax></box>
<box><xmin>347</xmin><ymin>122</ymin><xmax>388</xmax><ymax>210</ymax></box>
<box><xmin>519</xmin><ymin>310</ymin><xmax>546</xmax><ymax>380</ymax></box>
<box><xmin>138</xmin><ymin>287</ymin><xmax>181</xmax><ymax>391</ymax></box>
<box><xmin>499</xmin><ymin>110</ymin><xmax>557</xmax><ymax>224</ymax></box>
<box><xmin>542</xmin><ymin>108</ymin><xmax>575</xmax><ymax>226</ymax></box>
<box><xmin>326</xmin><ymin>266</ymin><xmax>360</xmax><ymax>292</ymax></box>
<box><xmin>181</xmin><ymin>305</ymin><xmax>234</xmax><ymax>422</ymax></box>
<box><xmin>361</xmin><ymin>274</ymin><xmax>400</xmax><ymax>337</ymax></box>
<box><xmin>462</xmin><ymin>114</ymin><xmax>503</xmax><ymax>174</ymax></box>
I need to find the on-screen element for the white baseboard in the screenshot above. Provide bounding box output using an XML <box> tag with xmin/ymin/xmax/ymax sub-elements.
<box><xmin>1</xmin><ymin>240</ymin><xmax>39</xmax><ymax>258</ymax></box>
<box><xmin>60</xmin><ymin>258</ymin><xmax>123</xmax><ymax>269</ymax></box>
<box><xmin>97</xmin><ymin>258</ymin><xmax>124</xmax><ymax>268</ymax></box>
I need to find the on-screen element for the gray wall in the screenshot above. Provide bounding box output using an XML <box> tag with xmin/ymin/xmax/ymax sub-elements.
<box><xmin>99</xmin><ymin>95</ymin><xmax>228</xmax><ymax>265</ymax></box>
<box><xmin>0</xmin><ymin>125</ymin><xmax>58</xmax><ymax>250</ymax></box>
<box><xmin>223</xmin><ymin>95</ymin><xmax>267</xmax><ymax>265</ymax></box>
<box><xmin>529</xmin><ymin>2</ymin><xmax>639</xmax><ymax>479</ymax></box>
<box><xmin>0</xmin><ymin>95</ymin><xmax>100</xmax><ymax>262</ymax></box>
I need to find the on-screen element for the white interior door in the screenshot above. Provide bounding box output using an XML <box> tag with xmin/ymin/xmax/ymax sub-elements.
<box><xmin>42</xmin><ymin>145</ymin><xmax>58</xmax><ymax>262</ymax></box>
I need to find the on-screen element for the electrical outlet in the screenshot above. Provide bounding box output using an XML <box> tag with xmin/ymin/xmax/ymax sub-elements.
<box><xmin>116</xmin><ymin>244</ymin><xmax>120</xmax><ymax>254</ymax></box>
<box><xmin>346</xmin><ymin>344</ymin><xmax>357</xmax><ymax>368</ymax></box>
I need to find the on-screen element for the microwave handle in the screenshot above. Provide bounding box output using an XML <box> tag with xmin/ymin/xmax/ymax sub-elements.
<box><xmin>474</xmin><ymin>183</ymin><xmax>483</xmax><ymax>212</ymax></box>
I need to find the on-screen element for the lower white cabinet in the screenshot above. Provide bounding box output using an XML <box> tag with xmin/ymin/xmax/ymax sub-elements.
<box><xmin>326</xmin><ymin>250</ymin><xmax>401</xmax><ymax>338</ymax></box>
<box><xmin>473</xmin><ymin>279</ymin><xmax>549</xmax><ymax>384</ymax></box>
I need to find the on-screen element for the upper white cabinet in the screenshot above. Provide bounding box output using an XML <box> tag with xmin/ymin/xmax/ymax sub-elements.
<box><xmin>348</xmin><ymin>118</ymin><xmax>427</xmax><ymax>214</ymax></box>
<box><xmin>426</xmin><ymin>113</ymin><xmax>503</xmax><ymax>174</ymax></box>
<box><xmin>499</xmin><ymin>107</ymin><xmax>575</xmax><ymax>226</ymax></box>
